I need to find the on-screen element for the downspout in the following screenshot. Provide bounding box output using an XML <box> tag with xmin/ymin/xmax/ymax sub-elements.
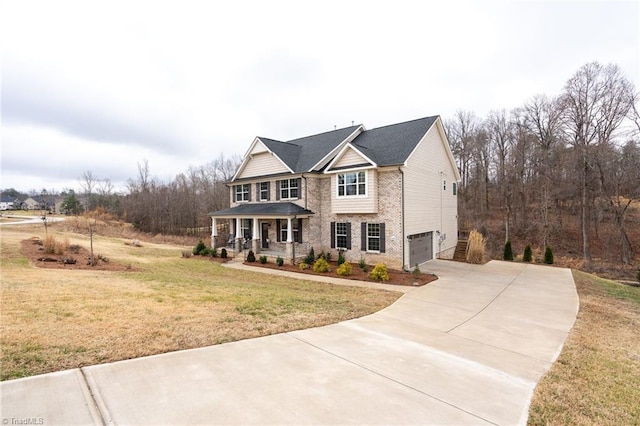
<box><xmin>398</xmin><ymin>166</ymin><xmax>405</xmax><ymax>269</ymax></box>
<box><xmin>302</xmin><ymin>174</ymin><xmax>308</xmax><ymax>209</ymax></box>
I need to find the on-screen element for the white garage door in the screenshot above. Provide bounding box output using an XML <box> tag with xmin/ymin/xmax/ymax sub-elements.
<box><xmin>409</xmin><ymin>232</ymin><xmax>433</xmax><ymax>266</ymax></box>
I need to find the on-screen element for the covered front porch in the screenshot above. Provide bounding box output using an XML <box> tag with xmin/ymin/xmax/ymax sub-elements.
<box><xmin>210</xmin><ymin>202</ymin><xmax>314</xmax><ymax>264</ymax></box>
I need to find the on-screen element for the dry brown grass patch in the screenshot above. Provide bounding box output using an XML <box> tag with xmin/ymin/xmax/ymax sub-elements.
<box><xmin>528</xmin><ymin>270</ymin><xmax>640</xmax><ymax>425</ymax></box>
<box><xmin>1</xmin><ymin>224</ymin><xmax>400</xmax><ymax>381</ymax></box>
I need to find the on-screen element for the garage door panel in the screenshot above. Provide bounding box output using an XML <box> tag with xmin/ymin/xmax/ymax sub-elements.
<box><xmin>409</xmin><ymin>232</ymin><xmax>432</xmax><ymax>265</ymax></box>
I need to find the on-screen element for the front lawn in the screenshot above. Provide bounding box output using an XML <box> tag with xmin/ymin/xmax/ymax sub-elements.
<box><xmin>0</xmin><ymin>225</ymin><xmax>400</xmax><ymax>381</ymax></box>
<box><xmin>528</xmin><ymin>270</ymin><xmax>640</xmax><ymax>425</ymax></box>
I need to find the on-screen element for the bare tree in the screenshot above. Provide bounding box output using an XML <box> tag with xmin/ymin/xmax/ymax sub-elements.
<box><xmin>486</xmin><ymin>109</ymin><xmax>513</xmax><ymax>242</ymax></box>
<box><xmin>79</xmin><ymin>170</ymin><xmax>98</xmax><ymax>212</ymax></box>
<box><xmin>522</xmin><ymin>94</ymin><xmax>564</xmax><ymax>249</ymax></box>
<box><xmin>561</xmin><ymin>62</ymin><xmax>635</xmax><ymax>264</ymax></box>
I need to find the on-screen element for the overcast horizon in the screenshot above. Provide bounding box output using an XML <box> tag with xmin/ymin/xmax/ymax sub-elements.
<box><xmin>1</xmin><ymin>0</ymin><xmax>638</xmax><ymax>194</ymax></box>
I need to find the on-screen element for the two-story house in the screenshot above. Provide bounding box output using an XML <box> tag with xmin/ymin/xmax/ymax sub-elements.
<box><xmin>210</xmin><ymin>116</ymin><xmax>460</xmax><ymax>269</ymax></box>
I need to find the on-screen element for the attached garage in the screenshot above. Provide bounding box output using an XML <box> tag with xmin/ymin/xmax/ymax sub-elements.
<box><xmin>408</xmin><ymin>232</ymin><xmax>433</xmax><ymax>266</ymax></box>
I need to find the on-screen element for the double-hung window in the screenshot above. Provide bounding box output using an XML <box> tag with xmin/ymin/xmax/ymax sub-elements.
<box><xmin>279</xmin><ymin>179</ymin><xmax>299</xmax><ymax>200</ymax></box>
<box><xmin>361</xmin><ymin>222</ymin><xmax>385</xmax><ymax>253</ymax></box>
<box><xmin>235</xmin><ymin>184</ymin><xmax>250</xmax><ymax>202</ymax></box>
<box><xmin>241</xmin><ymin>219</ymin><xmax>252</xmax><ymax>240</ymax></box>
<box><xmin>258</xmin><ymin>182</ymin><xmax>269</xmax><ymax>201</ymax></box>
<box><xmin>335</xmin><ymin>223</ymin><xmax>348</xmax><ymax>249</ymax></box>
<box><xmin>367</xmin><ymin>223</ymin><xmax>381</xmax><ymax>252</ymax></box>
<box><xmin>337</xmin><ymin>171</ymin><xmax>366</xmax><ymax>196</ymax></box>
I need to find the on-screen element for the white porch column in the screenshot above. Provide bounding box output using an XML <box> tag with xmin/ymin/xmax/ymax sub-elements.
<box><xmin>252</xmin><ymin>218</ymin><xmax>259</xmax><ymax>240</ymax></box>
<box><xmin>235</xmin><ymin>218</ymin><xmax>242</xmax><ymax>239</ymax></box>
<box><xmin>211</xmin><ymin>217</ymin><xmax>217</xmax><ymax>248</ymax></box>
<box><xmin>252</xmin><ymin>218</ymin><xmax>260</xmax><ymax>254</ymax></box>
<box><xmin>286</xmin><ymin>217</ymin><xmax>293</xmax><ymax>243</ymax></box>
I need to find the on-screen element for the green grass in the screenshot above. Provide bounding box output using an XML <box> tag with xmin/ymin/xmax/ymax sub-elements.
<box><xmin>528</xmin><ymin>270</ymin><xmax>640</xmax><ymax>425</ymax></box>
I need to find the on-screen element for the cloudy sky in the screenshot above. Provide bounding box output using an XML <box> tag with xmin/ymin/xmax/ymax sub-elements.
<box><xmin>1</xmin><ymin>0</ymin><xmax>638</xmax><ymax>193</ymax></box>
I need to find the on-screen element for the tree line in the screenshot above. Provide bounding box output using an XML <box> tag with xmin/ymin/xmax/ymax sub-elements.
<box><xmin>446</xmin><ymin>61</ymin><xmax>639</xmax><ymax>265</ymax></box>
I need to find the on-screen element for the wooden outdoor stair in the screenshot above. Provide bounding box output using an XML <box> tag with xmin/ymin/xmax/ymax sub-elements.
<box><xmin>453</xmin><ymin>239</ymin><xmax>468</xmax><ymax>262</ymax></box>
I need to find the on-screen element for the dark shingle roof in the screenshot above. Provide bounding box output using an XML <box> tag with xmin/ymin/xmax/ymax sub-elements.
<box><xmin>350</xmin><ymin>116</ymin><xmax>438</xmax><ymax>166</ymax></box>
<box><xmin>255</xmin><ymin>117</ymin><xmax>438</xmax><ymax>173</ymax></box>
<box><xmin>258</xmin><ymin>125</ymin><xmax>361</xmax><ymax>172</ymax></box>
<box><xmin>210</xmin><ymin>202</ymin><xmax>314</xmax><ymax>217</ymax></box>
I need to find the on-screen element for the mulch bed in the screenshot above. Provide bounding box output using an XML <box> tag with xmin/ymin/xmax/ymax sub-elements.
<box><xmin>243</xmin><ymin>261</ymin><xmax>438</xmax><ymax>287</ymax></box>
<box><xmin>21</xmin><ymin>238</ymin><xmax>133</xmax><ymax>271</ymax></box>
<box><xmin>187</xmin><ymin>254</ymin><xmax>231</xmax><ymax>263</ymax></box>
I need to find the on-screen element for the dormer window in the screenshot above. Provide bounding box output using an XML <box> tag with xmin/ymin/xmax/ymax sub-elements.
<box><xmin>337</xmin><ymin>171</ymin><xmax>366</xmax><ymax>196</ymax></box>
<box><xmin>234</xmin><ymin>184</ymin><xmax>250</xmax><ymax>202</ymax></box>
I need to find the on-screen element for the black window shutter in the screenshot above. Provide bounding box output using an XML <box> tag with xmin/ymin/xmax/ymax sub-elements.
<box><xmin>296</xmin><ymin>178</ymin><xmax>302</xmax><ymax>198</ymax></box>
<box><xmin>330</xmin><ymin>222</ymin><xmax>335</xmax><ymax>249</ymax></box>
<box><xmin>297</xmin><ymin>218</ymin><xmax>303</xmax><ymax>243</ymax></box>
<box><xmin>361</xmin><ymin>222</ymin><xmax>367</xmax><ymax>251</ymax></box>
<box><xmin>266</xmin><ymin>182</ymin><xmax>271</xmax><ymax>201</ymax></box>
<box><xmin>276</xmin><ymin>181</ymin><xmax>280</xmax><ymax>200</ymax></box>
<box><xmin>346</xmin><ymin>222</ymin><xmax>352</xmax><ymax>250</ymax></box>
<box><xmin>276</xmin><ymin>219</ymin><xmax>281</xmax><ymax>242</ymax></box>
<box><xmin>256</xmin><ymin>183</ymin><xmax>260</xmax><ymax>200</ymax></box>
<box><xmin>247</xmin><ymin>184</ymin><xmax>251</xmax><ymax>201</ymax></box>
<box><xmin>380</xmin><ymin>223</ymin><xmax>386</xmax><ymax>253</ymax></box>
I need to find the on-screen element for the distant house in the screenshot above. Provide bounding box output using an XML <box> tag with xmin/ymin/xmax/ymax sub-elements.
<box><xmin>20</xmin><ymin>197</ymin><xmax>41</xmax><ymax>210</ymax></box>
<box><xmin>210</xmin><ymin>116</ymin><xmax>460</xmax><ymax>269</ymax></box>
<box><xmin>0</xmin><ymin>196</ymin><xmax>17</xmax><ymax>211</ymax></box>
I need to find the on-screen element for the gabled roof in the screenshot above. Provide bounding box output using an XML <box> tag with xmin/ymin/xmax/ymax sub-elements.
<box><xmin>232</xmin><ymin>116</ymin><xmax>445</xmax><ymax>181</ymax></box>
<box><xmin>350</xmin><ymin>116</ymin><xmax>438</xmax><ymax>166</ymax></box>
<box><xmin>258</xmin><ymin>125</ymin><xmax>361</xmax><ymax>173</ymax></box>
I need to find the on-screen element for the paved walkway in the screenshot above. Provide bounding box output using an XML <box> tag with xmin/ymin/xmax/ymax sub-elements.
<box><xmin>1</xmin><ymin>260</ymin><xmax>578</xmax><ymax>425</ymax></box>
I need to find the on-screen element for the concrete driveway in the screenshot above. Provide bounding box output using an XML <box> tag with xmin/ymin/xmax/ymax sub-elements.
<box><xmin>1</xmin><ymin>260</ymin><xmax>578</xmax><ymax>425</ymax></box>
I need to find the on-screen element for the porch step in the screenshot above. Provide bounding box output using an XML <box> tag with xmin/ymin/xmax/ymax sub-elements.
<box><xmin>453</xmin><ymin>240</ymin><xmax>468</xmax><ymax>262</ymax></box>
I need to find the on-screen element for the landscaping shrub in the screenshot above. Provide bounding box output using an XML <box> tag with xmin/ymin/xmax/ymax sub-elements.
<box><xmin>337</xmin><ymin>250</ymin><xmax>345</xmax><ymax>266</ymax></box>
<box><xmin>362</xmin><ymin>264</ymin><xmax>369</xmax><ymax>273</ymax></box>
<box><xmin>466</xmin><ymin>229</ymin><xmax>485</xmax><ymax>264</ymax></box>
<box><xmin>69</xmin><ymin>244</ymin><xmax>81</xmax><ymax>254</ymax></box>
<box><xmin>544</xmin><ymin>246</ymin><xmax>554</xmax><ymax>264</ymax></box>
<box><xmin>221</xmin><ymin>248</ymin><xmax>228</xmax><ymax>259</ymax></box>
<box><xmin>523</xmin><ymin>245</ymin><xmax>532</xmax><ymax>262</ymax></box>
<box><xmin>210</xmin><ymin>247</ymin><xmax>218</xmax><ymax>257</ymax></box>
<box><xmin>369</xmin><ymin>263</ymin><xmax>390</xmax><ymax>282</ymax></box>
<box><xmin>412</xmin><ymin>264</ymin><xmax>421</xmax><ymax>279</ymax></box>
<box><xmin>304</xmin><ymin>248</ymin><xmax>315</xmax><ymax>265</ymax></box>
<box><xmin>276</xmin><ymin>256</ymin><xmax>284</xmax><ymax>267</ymax></box>
<box><xmin>246</xmin><ymin>250</ymin><xmax>256</xmax><ymax>262</ymax></box>
<box><xmin>325</xmin><ymin>251</ymin><xmax>333</xmax><ymax>262</ymax></box>
<box><xmin>358</xmin><ymin>257</ymin><xmax>367</xmax><ymax>269</ymax></box>
<box><xmin>200</xmin><ymin>247</ymin><xmax>211</xmax><ymax>256</ymax></box>
<box><xmin>194</xmin><ymin>240</ymin><xmax>206</xmax><ymax>255</ymax></box>
<box><xmin>313</xmin><ymin>258</ymin><xmax>330</xmax><ymax>273</ymax></box>
<box><xmin>503</xmin><ymin>240</ymin><xmax>514</xmax><ymax>261</ymax></box>
<box><xmin>336</xmin><ymin>262</ymin><xmax>352</xmax><ymax>276</ymax></box>
<box><xmin>299</xmin><ymin>262</ymin><xmax>310</xmax><ymax>270</ymax></box>
<box><xmin>259</xmin><ymin>255</ymin><xmax>267</xmax><ymax>264</ymax></box>
<box><xmin>181</xmin><ymin>250</ymin><xmax>192</xmax><ymax>258</ymax></box>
